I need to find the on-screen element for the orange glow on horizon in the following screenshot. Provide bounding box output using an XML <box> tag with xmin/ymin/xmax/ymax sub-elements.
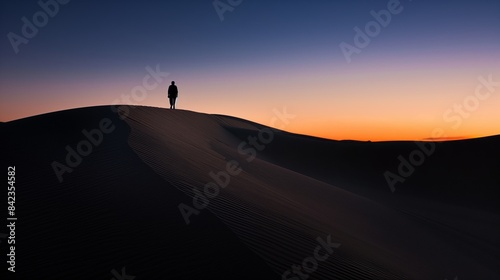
<box><xmin>1</xmin><ymin>60</ymin><xmax>499</xmax><ymax>142</ymax></box>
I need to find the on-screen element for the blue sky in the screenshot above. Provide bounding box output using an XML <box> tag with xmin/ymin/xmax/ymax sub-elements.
<box><xmin>1</xmin><ymin>0</ymin><xmax>499</xmax><ymax>140</ymax></box>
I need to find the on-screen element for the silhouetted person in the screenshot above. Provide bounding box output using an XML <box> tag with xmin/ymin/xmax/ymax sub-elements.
<box><xmin>168</xmin><ymin>81</ymin><xmax>178</xmax><ymax>109</ymax></box>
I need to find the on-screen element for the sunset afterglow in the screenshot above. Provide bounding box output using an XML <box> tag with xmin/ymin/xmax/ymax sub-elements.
<box><xmin>1</xmin><ymin>0</ymin><xmax>499</xmax><ymax>141</ymax></box>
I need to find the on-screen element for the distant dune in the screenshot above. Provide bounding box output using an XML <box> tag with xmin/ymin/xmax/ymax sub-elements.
<box><xmin>2</xmin><ymin>105</ymin><xmax>499</xmax><ymax>279</ymax></box>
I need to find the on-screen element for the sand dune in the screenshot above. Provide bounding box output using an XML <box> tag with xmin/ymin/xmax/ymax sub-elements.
<box><xmin>2</xmin><ymin>105</ymin><xmax>499</xmax><ymax>279</ymax></box>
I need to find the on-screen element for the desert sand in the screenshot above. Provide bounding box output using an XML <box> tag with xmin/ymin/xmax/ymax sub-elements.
<box><xmin>2</xmin><ymin>105</ymin><xmax>499</xmax><ymax>279</ymax></box>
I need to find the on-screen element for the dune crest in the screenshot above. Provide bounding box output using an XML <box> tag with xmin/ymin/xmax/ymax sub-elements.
<box><xmin>124</xmin><ymin>106</ymin><xmax>500</xmax><ymax>279</ymax></box>
<box><xmin>3</xmin><ymin>105</ymin><xmax>499</xmax><ymax>279</ymax></box>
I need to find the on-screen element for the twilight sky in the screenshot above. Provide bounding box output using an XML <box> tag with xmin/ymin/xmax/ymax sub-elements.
<box><xmin>1</xmin><ymin>0</ymin><xmax>499</xmax><ymax>141</ymax></box>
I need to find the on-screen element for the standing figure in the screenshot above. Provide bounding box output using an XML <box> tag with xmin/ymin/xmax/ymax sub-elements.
<box><xmin>168</xmin><ymin>81</ymin><xmax>178</xmax><ymax>109</ymax></box>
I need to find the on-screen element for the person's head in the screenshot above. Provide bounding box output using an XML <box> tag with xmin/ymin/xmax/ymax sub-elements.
<box><xmin>171</xmin><ymin>81</ymin><xmax>175</xmax><ymax>85</ymax></box>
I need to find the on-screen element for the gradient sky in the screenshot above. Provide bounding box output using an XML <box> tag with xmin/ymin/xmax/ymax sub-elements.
<box><xmin>1</xmin><ymin>0</ymin><xmax>499</xmax><ymax>141</ymax></box>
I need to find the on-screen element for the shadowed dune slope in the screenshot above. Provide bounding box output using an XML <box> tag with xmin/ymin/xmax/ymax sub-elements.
<box><xmin>2</xmin><ymin>106</ymin><xmax>279</xmax><ymax>280</ymax></box>
<box><xmin>2</xmin><ymin>105</ymin><xmax>499</xmax><ymax>279</ymax></box>
<box><xmin>124</xmin><ymin>106</ymin><xmax>500</xmax><ymax>279</ymax></box>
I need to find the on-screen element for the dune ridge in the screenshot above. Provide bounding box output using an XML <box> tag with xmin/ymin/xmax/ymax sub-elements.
<box><xmin>124</xmin><ymin>106</ymin><xmax>500</xmax><ymax>279</ymax></box>
<box><xmin>2</xmin><ymin>105</ymin><xmax>499</xmax><ymax>279</ymax></box>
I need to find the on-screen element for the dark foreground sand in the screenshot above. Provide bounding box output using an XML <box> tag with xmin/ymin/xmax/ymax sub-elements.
<box><xmin>2</xmin><ymin>105</ymin><xmax>499</xmax><ymax>279</ymax></box>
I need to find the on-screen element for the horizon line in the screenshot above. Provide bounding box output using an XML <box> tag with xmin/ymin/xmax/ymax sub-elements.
<box><xmin>1</xmin><ymin>104</ymin><xmax>497</xmax><ymax>143</ymax></box>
